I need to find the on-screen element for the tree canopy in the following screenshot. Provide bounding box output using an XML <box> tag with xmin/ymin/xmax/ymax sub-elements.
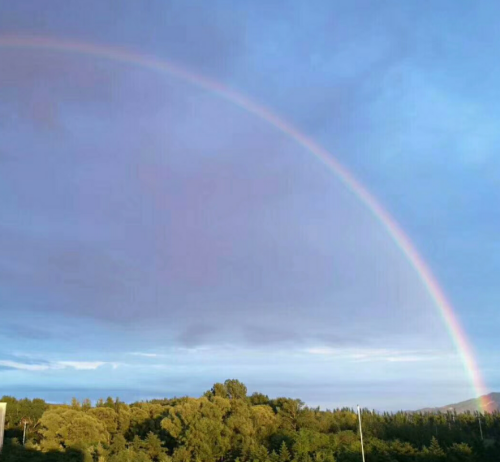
<box><xmin>1</xmin><ymin>384</ymin><xmax>499</xmax><ymax>462</ymax></box>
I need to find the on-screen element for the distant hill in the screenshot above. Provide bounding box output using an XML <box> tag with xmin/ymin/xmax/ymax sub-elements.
<box><xmin>419</xmin><ymin>393</ymin><xmax>500</xmax><ymax>413</ymax></box>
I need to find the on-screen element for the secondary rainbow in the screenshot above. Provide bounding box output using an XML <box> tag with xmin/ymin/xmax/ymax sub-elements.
<box><xmin>0</xmin><ymin>35</ymin><xmax>490</xmax><ymax>411</ymax></box>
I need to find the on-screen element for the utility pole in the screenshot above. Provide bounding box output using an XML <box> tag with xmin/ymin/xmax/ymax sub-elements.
<box><xmin>478</xmin><ymin>414</ymin><xmax>484</xmax><ymax>441</ymax></box>
<box><xmin>0</xmin><ymin>403</ymin><xmax>6</xmax><ymax>453</ymax></box>
<box><xmin>357</xmin><ymin>405</ymin><xmax>366</xmax><ymax>462</ymax></box>
<box><xmin>22</xmin><ymin>419</ymin><xmax>28</xmax><ymax>445</ymax></box>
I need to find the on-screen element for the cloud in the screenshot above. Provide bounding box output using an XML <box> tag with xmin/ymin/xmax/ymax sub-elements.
<box><xmin>0</xmin><ymin>323</ymin><xmax>54</xmax><ymax>340</ymax></box>
<box><xmin>306</xmin><ymin>347</ymin><xmax>336</xmax><ymax>356</ymax></box>
<box><xmin>0</xmin><ymin>360</ymin><xmax>51</xmax><ymax>371</ymax></box>
<box><xmin>0</xmin><ymin>0</ymin><xmax>248</xmax><ymax>136</ymax></box>
<box><xmin>177</xmin><ymin>324</ymin><xmax>218</xmax><ymax>348</ymax></box>
<box><xmin>56</xmin><ymin>361</ymin><xmax>108</xmax><ymax>370</ymax></box>
<box><xmin>304</xmin><ymin>347</ymin><xmax>451</xmax><ymax>363</ymax></box>
<box><xmin>129</xmin><ymin>352</ymin><xmax>161</xmax><ymax>358</ymax></box>
<box><xmin>2</xmin><ymin>0</ymin><xmax>494</xmax><ymax>410</ymax></box>
<box><xmin>243</xmin><ymin>326</ymin><xmax>302</xmax><ymax>346</ymax></box>
<box><xmin>0</xmin><ymin>2</ymin><xmax>449</xmax><ymax>357</ymax></box>
<box><xmin>0</xmin><ymin>355</ymin><xmax>119</xmax><ymax>372</ymax></box>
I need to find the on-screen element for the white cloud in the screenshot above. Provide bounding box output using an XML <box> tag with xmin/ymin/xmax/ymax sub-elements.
<box><xmin>57</xmin><ymin>361</ymin><xmax>118</xmax><ymax>370</ymax></box>
<box><xmin>304</xmin><ymin>347</ymin><xmax>451</xmax><ymax>363</ymax></box>
<box><xmin>384</xmin><ymin>355</ymin><xmax>438</xmax><ymax>363</ymax></box>
<box><xmin>306</xmin><ymin>347</ymin><xmax>336</xmax><ymax>355</ymax></box>
<box><xmin>0</xmin><ymin>359</ymin><xmax>120</xmax><ymax>371</ymax></box>
<box><xmin>129</xmin><ymin>352</ymin><xmax>160</xmax><ymax>358</ymax></box>
<box><xmin>0</xmin><ymin>360</ymin><xmax>51</xmax><ymax>371</ymax></box>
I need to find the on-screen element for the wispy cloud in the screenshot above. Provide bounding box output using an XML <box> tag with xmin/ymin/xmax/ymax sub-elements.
<box><xmin>304</xmin><ymin>347</ymin><xmax>452</xmax><ymax>363</ymax></box>
<box><xmin>56</xmin><ymin>361</ymin><xmax>118</xmax><ymax>370</ymax></box>
<box><xmin>306</xmin><ymin>347</ymin><xmax>336</xmax><ymax>356</ymax></box>
<box><xmin>129</xmin><ymin>352</ymin><xmax>161</xmax><ymax>358</ymax></box>
<box><xmin>0</xmin><ymin>360</ymin><xmax>51</xmax><ymax>371</ymax></box>
<box><xmin>0</xmin><ymin>357</ymin><xmax>120</xmax><ymax>371</ymax></box>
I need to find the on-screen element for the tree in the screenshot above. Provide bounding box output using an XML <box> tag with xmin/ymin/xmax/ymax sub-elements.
<box><xmin>82</xmin><ymin>398</ymin><xmax>92</xmax><ymax>411</ymax></box>
<box><xmin>88</xmin><ymin>406</ymin><xmax>118</xmax><ymax>435</ymax></box>
<box><xmin>145</xmin><ymin>431</ymin><xmax>168</xmax><ymax>461</ymax></box>
<box><xmin>447</xmin><ymin>442</ymin><xmax>473</xmax><ymax>462</ymax></box>
<box><xmin>252</xmin><ymin>405</ymin><xmax>278</xmax><ymax>442</ymax></box>
<box><xmin>110</xmin><ymin>433</ymin><xmax>127</xmax><ymax>454</ymax></box>
<box><xmin>422</xmin><ymin>436</ymin><xmax>446</xmax><ymax>461</ymax></box>
<box><xmin>211</xmin><ymin>382</ymin><xmax>229</xmax><ymax>398</ymax></box>
<box><xmin>279</xmin><ymin>441</ymin><xmax>291</xmax><ymax>462</ymax></box>
<box><xmin>161</xmin><ymin>397</ymin><xmax>231</xmax><ymax>461</ymax></box>
<box><xmin>250</xmin><ymin>393</ymin><xmax>270</xmax><ymax>406</ymax></box>
<box><xmin>225</xmin><ymin>379</ymin><xmax>248</xmax><ymax>400</ymax></box>
<box><xmin>39</xmin><ymin>407</ymin><xmax>109</xmax><ymax>450</ymax></box>
<box><xmin>4</xmin><ymin>379</ymin><xmax>500</xmax><ymax>462</ymax></box>
<box><xmin>274</xmin><ymin>398</ymin><xmax>304</xmax><ymax>432</ymax></box>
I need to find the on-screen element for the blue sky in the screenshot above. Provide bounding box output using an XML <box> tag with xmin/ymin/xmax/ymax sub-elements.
<box><xmin>0</xmin><ymin>0</ymin><xmax>499</xmax><ymax>410</ymax></box>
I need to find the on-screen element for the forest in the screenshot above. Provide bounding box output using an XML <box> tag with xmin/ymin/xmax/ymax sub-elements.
<box><xmin>1</xmin><ymin>379</ymin><xmax>499</xmax><ymax>462</ymax></box>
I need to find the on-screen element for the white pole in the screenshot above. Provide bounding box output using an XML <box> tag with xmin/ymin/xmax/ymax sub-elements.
<box><xmin>478</xmin><ymin>415</ymin><xmax>484</xmax><ymax>441</ymax></box>
<box><xmin>0</xmin><ymin>403</ymin><xmax>6</xmax><ymax>453</ymax></box>
<box><xmin>23</xmin><ymin>421</ymin><xmax>27</xmax><ymax>445</ymax></box>
<box><xmin>357</xmin><ymin>405</ymin><xmax>366</xmax><ymax>462</ymax></box>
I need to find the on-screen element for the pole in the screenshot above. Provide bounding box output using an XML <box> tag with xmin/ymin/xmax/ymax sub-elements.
<box><xmin>357</xmin><ymin>405</ymin><xmax>366</xmax><ymax>462</ymax></box>
<box><xmin>23</xmin><ymin>421</ymin><xmax>27</xmax><ymax>445</ymax></box>
<box><xmin>0</xmin><ymin>403</ymin><xmax>6</xmax><ymax>453</ymax></box>
<box><xmin>478</xmin><ymin>415</ymin><xmax>484</xmax><ymax>441</ymax></box>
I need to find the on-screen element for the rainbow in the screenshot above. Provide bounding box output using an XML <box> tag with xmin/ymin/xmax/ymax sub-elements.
<box><xmin>0</xmin><ymin>35</ymin><xmax>490</xmax><ymax>412</ymax></box>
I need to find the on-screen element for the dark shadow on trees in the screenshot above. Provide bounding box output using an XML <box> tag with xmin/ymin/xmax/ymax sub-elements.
<box><xmin>1</xmin><ymin>439</ymin><xmax>84</xmax><ymax>462</ymax></box>
<box><xmin>127</xmin><ymin>415</ymin><xmax>178</xmax><ymax>454</ymax></box>
<box><xmin>127</xmin><ymin>416</ymin><xmax>165</xmax><ymax>439</ymax></box>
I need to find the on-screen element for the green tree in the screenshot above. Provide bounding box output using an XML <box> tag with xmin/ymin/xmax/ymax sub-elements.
<box><xmin>39</xmin><ymin>407</ymin><xmax>109</xmax><ymax>450</ymax></box>
<box><xmin>88</xmin><ymin>406</ymin><xmax>118</xmax><ymax>435</ymax></box>
<box><xmin>82</xmin><ymin>398</ymin><xmax>92</xmax><ymax>411</ymax></box>
<box><xmin>279</xmin><ymin>441</ymin><xmax>291</xmax><ymax>462</ymax></box>
<box><xmin>225</xmin><ymin>379</ymin><xmax>248</xmax><ymax>400</ymax></box>
<box><xmin>71</xmin><ymin>398</ymin><xmax>81</xmax><ymax>410</ymax></box>
<box><xmin>447</xmin><ymin>442</ymin><xmax>473</xmax><ymax>462</ymax></box>
<box><xmin>250</xmin><ymin>393</ymin><xmax>270</xmax><ymax>406</ymax></box>
<box><xmin>145</xmin><ymin>431</ymin><xmax>168</xmax><ymax>461</ymax></box>
<box><xmin>110</xmin><ymin>433</ymin><xmax>127</xmax><ymax>454</ymax></box>
<box><xmin>161</xmin><ymin>397</ymin><xmax>231</xmax><ymax>461</ymax></box>
<box><xmin>211</xmin><ymin>382</ymin><xmax>229</xmax><ymax>398</ymax></box>
<box><xmin>422</xmin><ymin>436</ymin><xmax>446</xmax><ymax>461</ymax></box>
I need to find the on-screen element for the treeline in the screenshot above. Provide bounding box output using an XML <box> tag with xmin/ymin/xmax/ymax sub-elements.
<box><xmin>2</xmin><ymin>380</ymin><xmax>500</xmax><ymax>462</ymax></box>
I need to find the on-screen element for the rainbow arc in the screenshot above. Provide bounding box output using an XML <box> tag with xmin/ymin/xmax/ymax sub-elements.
<box><xmin>0</xmin><ymin>34</ymin><xmax>490</xmax><ymax>412</ymax></box>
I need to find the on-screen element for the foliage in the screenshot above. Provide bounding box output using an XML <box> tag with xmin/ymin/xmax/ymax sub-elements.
<box><xmin>2</xmin><ymin>382</ymin><xmax>500</xmax><ymax>462</ymax></box>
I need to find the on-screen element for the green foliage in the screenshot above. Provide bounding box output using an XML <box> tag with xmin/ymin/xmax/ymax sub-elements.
<box><xmin>0</xmin><ymin>396</ymin><xmax>48</xmax><ymax>428</ymax></box>
<box><xmin>39</xmin><ymin>407</ymin><xmax>109</xmax><ymax>450</ymax></box>
<box><xmin>2</xmin><ymin>381</ymin><xmax>500</xmax><ymax>462</ymax></box>
<box><xmin>279</xmin><ymin>441</ymin><xmax>291</xmax><ymax>462</ymax></box>
<box><xmin>250</xmin><ymin>393</ymin><xmax>270</xmax><ymax>406</ymax></box>
<box><xmin>225</xmin><ymin>379</ymin><xmax>248</xmax><ymax>400</ymax></box>
<box><xmin>81</xmin><ymin>399</ymin><xmax>92</xmax><ymax>412</ymax></box>
<box><xmin>88</xmin><ymin>407</ymin><xmax>118</xmax><ymax>435</ymax></box>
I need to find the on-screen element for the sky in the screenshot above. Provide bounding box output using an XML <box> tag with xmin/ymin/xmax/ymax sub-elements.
<box><xmin>0</xmin><ymin>0</ymin><xmax>499</xmax><ymax>411</ymax></box>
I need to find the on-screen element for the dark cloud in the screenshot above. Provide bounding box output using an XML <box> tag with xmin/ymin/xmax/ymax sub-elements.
<box><xmin>0</xmin><ymin>354</ymin><xmax>51</xmax><ymax>366</ymax></box>
<box><xmin>177</xmin><ymin>324</ymin><xmax>218</xmax><ymax>348</ymax></box>
<box><xmin>0</xmin><ymin>0</ymin><xmax>246</xmax><ymax>78</ymax></box>
<box><xmin>243</xmin><ymin>326</ymin><xmax>302</xmax><ymax>346</ymax></box>
<box><xmin>0</xmin><ymin>323</ymin><xmax>53</xmax><ymax>341</ymax></box>
<box><xmin>0</xmin><ymin>80</ymin><xmax>443</xmax><ymax>349</ymax></box>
